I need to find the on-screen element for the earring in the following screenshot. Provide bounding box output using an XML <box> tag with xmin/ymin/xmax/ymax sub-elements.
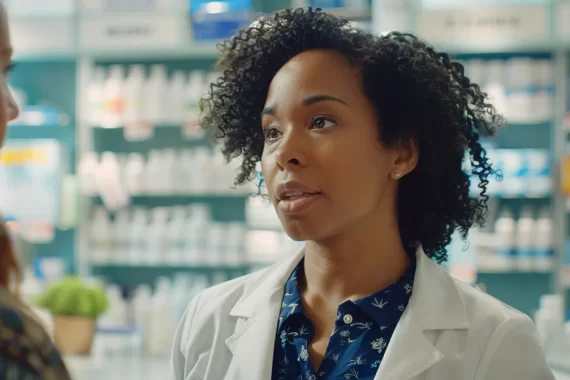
<box><xmin>393</xmin><ymin>171</ymin><xmax>402</xmax><ymax>179</ymax></box>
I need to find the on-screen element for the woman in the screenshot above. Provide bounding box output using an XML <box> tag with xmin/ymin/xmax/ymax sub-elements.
<box><xmin>0</xmin><ymin>3</ymin><xmax>72</xmax><ymax>379</ymax></box>
<box><xmin>172</xmin><ymin>8</ymin><xmax>554</xmax><ymax>380</ymax></box>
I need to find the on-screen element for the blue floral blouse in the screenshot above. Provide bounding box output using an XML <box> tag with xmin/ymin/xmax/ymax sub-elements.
<box><xmin>0</xmin><ymin>287</ymin><xmax>71</xmax><ymax>380</ymax></box>
<box><xmin>272</xmin><ymin>260</ymin><xmax>415</xmax><ymax>380</ymax></box>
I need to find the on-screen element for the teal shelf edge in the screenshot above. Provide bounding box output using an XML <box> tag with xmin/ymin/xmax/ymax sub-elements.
<box><xmin>90</xmin><ymin>263</ymin><xmax>249</xmax><ymax>271</ymax></box>
<box><xmin>6</xmin><ymin>124</ymin><xmax>75</xmax><ymax>140</ymax></box>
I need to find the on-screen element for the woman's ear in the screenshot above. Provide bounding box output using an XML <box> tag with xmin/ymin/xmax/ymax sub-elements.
<box><xmin>390</xmin><ymin>138</ymin><xmax>419</xmax><ymax>180</ymax></box>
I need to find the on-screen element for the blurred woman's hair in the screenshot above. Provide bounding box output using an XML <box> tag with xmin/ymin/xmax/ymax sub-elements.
<box><xmin>0</xmin><ymin>217</ymin><xmax>20</xmax><ymax>294</ymax></box>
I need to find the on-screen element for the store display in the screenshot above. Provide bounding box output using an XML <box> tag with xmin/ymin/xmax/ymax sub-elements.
<box><xmin>88</xmin><ymin>204</ymin><xmax>247</xmax><ymax>266</ymax></box>
<box><xmin>468</xmin><ymin>148</ymin><xmax>551</xmax><ymax>198</ymax></box>
<box><xmin>462</xmin><ymin>57</ymin><xmax>554</xmax><ymax>124</ymax></box>
<box><xmin>189</xmin><ymin>0</ymin><xmax>254</xmax><ymax>41</ymax></box>
<box><xmin>78</xmin><ymin>148</ymin><xmax>250</xmax><ymax>200</ymax></box>
<box><xmin>475</xmin><ymin>205</ymin><xmax>554</xmax><ymax>272</ymax></box>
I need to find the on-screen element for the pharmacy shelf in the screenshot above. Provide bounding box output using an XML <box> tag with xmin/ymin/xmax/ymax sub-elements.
<box><xmin>7</xmin><ymin>124</ymin><xmax>75</xmax><ymax>142</ymax></box>
<box><xmin>90</xmin><ymin>263</ymin><xmax>251</xmax><ymax>288</ymax></box>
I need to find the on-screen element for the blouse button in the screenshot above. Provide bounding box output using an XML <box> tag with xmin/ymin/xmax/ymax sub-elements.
<box><xmin>343</xmin><ymin>314</ymin><xmax>353</xmax><ymax>324</ymax></box>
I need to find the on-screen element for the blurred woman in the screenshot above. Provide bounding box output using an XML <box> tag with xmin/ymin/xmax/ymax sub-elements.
<box><xmin>0</xmin><ymin>3</ymin><xmax>72</xmax><ymax>379</ymax></box>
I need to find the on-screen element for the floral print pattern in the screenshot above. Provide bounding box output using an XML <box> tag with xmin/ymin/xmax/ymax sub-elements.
<box><xmin>0</xmin><ymin>287</ymin><xmax>71</xmax><ymax>380</ymax></box>
<box><xmin>272</xmin><ymin>259</ymin><xmax>415</xmax><ymax>380</ymax></box>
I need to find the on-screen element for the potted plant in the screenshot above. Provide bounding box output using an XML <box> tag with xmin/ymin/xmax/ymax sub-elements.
<box><xmin>35</xmin><ymin>276</ymin><xmax>109</xmax><ymax>355</ymax></box>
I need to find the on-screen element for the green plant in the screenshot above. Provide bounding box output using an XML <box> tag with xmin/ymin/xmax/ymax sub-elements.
<box><xmin>34</xmin><ymin>276</ymin><xmax>109</xmax><ymax>319</ymax></box>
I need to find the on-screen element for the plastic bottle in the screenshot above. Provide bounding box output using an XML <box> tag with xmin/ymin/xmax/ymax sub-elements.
<box><xmin>146</xmin><ymin>207</ymin><xmax>169</xmax><ymax>265</ymax></box>
<box><xmin>168</xmin><ymin>70</ymin><xmax>187</xmax><ymax>126</ymax></box>
<box><xmin>146</xmin><ymin>65</ymin><xmax>169</xmax><ymax>126</ymax></box>
<box><xmin>123</xmin><ymin>153</ymin><xmax>146</xmax><ymax>195</ymax></box>
<box><xmin>161</xmin><ymin>149</ymin><xmax>177</xmax><ymax>194</ymax></box>
<box><xmin>145</xmin><ymin>150</ymin><xmax>163</xmax><ymax>195</ymax></box>
<box><xmin>534</xmin><ymin>294</ymin><xmax>564</xmax><ymax>346</ymax></box>
<box><xmin>102</xmin><ymin>65</ymin><xmax>125</xmax><ymax>128</ymax></box>
<box><xmin>494</xmin><ymin>207</ymin><xmax>516</xmax><ymax>271</ymax></box>
<box><xmin>112</xmin><ymin>209</ymin><xmax>130</xmax><ymax>264</ymax></box>
<box><xmin>88</xmin><ymin>67</ymin><xmax>106</xmax><ymax>125</ymax></box>
<box><xmin>533</xmin><ymin>59</ymin><xmax>555</xmax><ymax>123</ymax></box>
<box><xmin>99</xmin><ymin>285</ymin><xmax>128</xmax><ymax>329</ymax></box>
<box><xmin>123</xmin><ymin>65</ymin><xmax>152</xmax><ymax>141</ymax></box>
<box><xmin>515</xmin><ymin>206</ymin><xmax>535</xmax><ymax>271</ymax></box>
<box><xmin>505</xmin><ymin>58</ymin><xmax>534</xmax><ymax>122</ymax></box>
<box><xmin>483</xmin><ymin>60</ymin><xmax>507</xmax><ymax>119</ymax></box>
<box><xmin>533</xmin><ymin>206</ymin><xmax>553</xmax><ymax>271</ymax></box>
<box><xmin>128</xmin><ymin>207</ymin><xmax>148</xmax><ymax>264</ymax></box>
<box><xmin>165</xmin><ymin>206</ymin><xmax>187</xmax><ymax>265</ymax></box>
<box><xmin>90</xmin><ymin>207</ymin><xmax>112</xmax><ymax>264</ymax></box>
<box><xmin>95</xmin><ymin>152</ymin><xmax>130</xmax><ymax>211</ymax></box>
<box><xmin>78</xmin><ymin>152</ymin><xmax>99</xmax><ymax>195</ymax></box>
<box><xmin>182</xmin><ymin>71</ymin><xmax>205</xmax><ymax>139</ymax></box>
<box><xmin>132</xmin><ymin>284</ymin><xmax>152</xmax><ymax>346</ymax></box>
<box><xmin>147</xmin><ymin>277</ymin><xmax>176</xmax><ymax>355</ymax></box>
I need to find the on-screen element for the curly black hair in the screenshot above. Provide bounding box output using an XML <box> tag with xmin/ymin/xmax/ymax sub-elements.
<box><xmin>201</xmin><ymin>8</ymin><xmax>503</xmax><ymax>263</ymax></box>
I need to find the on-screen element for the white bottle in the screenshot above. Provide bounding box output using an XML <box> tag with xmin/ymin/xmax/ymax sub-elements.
<box><xmin>95</xmin><ymin>152</ymin><xmax>130</xmax><ymax>211</ymax></box>
<box><xmin>165</xmin><ymin>206</ymin><xmax>187</xmax><ymax>265</ymax></box>
<box><xmin>514</xmin><ymin>206</ymin><xmax>535</xmax><ymax>271</ymax></box>
<box><xmin>534</xmin><ymin>294</ymin><xmax>564</xmax><ymax>346</ymax></box>
<box><xmin>533</xmin><ymin>206</ymin><xmax>553</xmax><ymax>271</ymax></box>
<box><xmin>88</xmin><ymin>67</ymin><xmax>106</xmax><ymax>125</ymax></box>
<box><xmin>146</xmin><ymin>207</ymin><xmax>169</xmax><ymax>265</ymax></box>
<box><xmin>112</xmin><ymin>209</ymin><xmax>130</xmax><ymax>264</ymax></box>
<box><xmin>192</xmin><ymin>147</ymin><xmax>211</xmax><ymax>193</ymax></box>
<box><xmin>132</xmin><ymin>284</ymin><xmax>153</xmax><ymax>345</ymax></box>
<box><xmin>99</xmin><ymin>285</ymin><xmax>128</xmax><ymax>329</ymax></box>
<box><xmin>505</xmin><ymin>58</ymin><xmax>534</xmax><ymax>123</ymax></box>
<box><xmin>175</xmin><ymin>149</ymin><xmax>194</xmax><ymax>193</ymax></box>
<box><xmin>145</xmin><ymin>150</ymin><xmax>163</xmax><ymax>195</ymax></box>
<box><xmin>483</xmin><ymin>60</ymin><xmax>507</xmax><ymax>120</ymax></box>
<box><xmin>128</xmin><ymin>207</ymin><xmax>148</xmax><ymax>264</ymax></box>
<box><xmin>123</xmin><ymin>65</ymin><xmax>152</xmax><ymax>141</ymax></box>
<box><xmin>78</xmin><ymin>152</ymin><xmax>99</xmax><ymax>195</ymax></box>
<box><xmin>123</xmin><ymin>153</ymin><xmax>146</xmax><ymax>195</ymax></box>
<box><xmin>494</xmin><ymin>207</ymin><xmax>515</xmax><ymax>271</ymax></box>
<box><xmin>533</xmin><ymin>59</ymin><xmax>555</xmax><ymax>123</ymax></box>
<box><xmin>168</xmin><ymin>70</ymin><xmax>187</xmax><ymax>126</ymax></box>
<box><xmin>146</xmin><ymin>65</ymin><xmax>169</xmax><ymax>126</ymax></box>
<box><xmin>182</xmin><ymin>71</ymin><xmax>205</xmax><ymax>139</ymax></box>
<box><xmin>161</xmin><ymin>148</ymin><xmax>177</xmax><ymax>195</ymax></box>
<box><xmin>102</xmin><ymin>65</ymin><xmax>125</xmax><ymax>128</ymax></box>
<box><xmin>147</xmin><ymin>278</ymin><xmax>176</xmax><ymax>355</ymax></box>
<box><xmin>90</xmin><ymin>207</ymin><xmax>112</xmax><ymax>264</ymax></box>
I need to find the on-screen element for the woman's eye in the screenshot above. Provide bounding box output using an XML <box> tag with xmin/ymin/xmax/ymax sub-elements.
<box><xmin>4</xmin><ymin>63</ymin><xmax>16</xmax><ymax>75</ymax></box>
<box><xmin>264</xmin><ymin>127</ymin><xmax>282</xmax><ymax>142</ymax></box>
<box><xmin>311</xmin><ymin>116</ymin><xmax>336</xmax><ymax>130</ymax></box>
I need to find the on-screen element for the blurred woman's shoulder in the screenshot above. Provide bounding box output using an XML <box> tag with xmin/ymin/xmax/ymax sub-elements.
<box><xmin>0</xmin><ymin>286</ymin><xmax>72</xmax><ymax>380</ymax></box>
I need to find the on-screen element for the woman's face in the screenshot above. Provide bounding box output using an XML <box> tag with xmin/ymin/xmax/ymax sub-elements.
<box><xmin>261</xmin><ymin>49</ymin><xmax>416</xmax><ymax>242</ymax></box>
<box><xmin>0</xmin><ymin>5</ymin><xmax>18</xmax><ymax>148</ymax></box>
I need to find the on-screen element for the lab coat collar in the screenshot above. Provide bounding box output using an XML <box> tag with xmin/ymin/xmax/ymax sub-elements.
<box><xmin>226</xmin><ymin>246</ymin><xmax>469</xmax><ymax>380</ymax></box>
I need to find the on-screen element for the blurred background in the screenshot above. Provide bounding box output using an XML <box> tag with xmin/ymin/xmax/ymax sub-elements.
<box><xmin>2</xmin><ymin>0</ymin><xmax>570</xmax><ymax>378</ymax></box>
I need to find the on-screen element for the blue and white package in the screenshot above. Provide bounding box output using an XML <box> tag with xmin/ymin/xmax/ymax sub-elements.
<box><xmin>499</xmin><ymin>149</ymin><xmax>526</xmax><ymax>198</ymax></box>
<box><xmin>524</xmin><ymin>149</ymin><xmax>551</xmax><ymax>197</ymax></box>
<box><xmin>190</xmin><ymin>0</ymin><xmax>254</xmax><ymax>41</ymax></box>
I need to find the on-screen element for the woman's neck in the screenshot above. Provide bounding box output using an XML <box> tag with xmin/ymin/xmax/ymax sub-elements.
<box><xmin>302</xmin><ymin>213</ymin><xmax>411</xmax><ymax>304</ymax></box>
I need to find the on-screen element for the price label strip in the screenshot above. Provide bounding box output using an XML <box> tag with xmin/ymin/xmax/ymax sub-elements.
<box><xmin>79</xmin><ymin>14</ymin><xmax>182</xmax><ymax>50</ymax></box>
<box><xmin>417</xmin><ymin>5</ymin><xmax>549</xmax><ymax>50</ymax></box>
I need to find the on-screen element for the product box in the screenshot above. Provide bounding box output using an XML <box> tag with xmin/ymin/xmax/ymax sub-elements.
<box><xmin>189</xmin><ymin>0</ymin><xmax>254</xmax><ymax>41</ymax></box>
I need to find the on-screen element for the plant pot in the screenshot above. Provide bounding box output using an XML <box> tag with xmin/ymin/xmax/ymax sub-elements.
<box><xmin>53</xmin><ymin>315</ymin><xmax>96</xmax><ymax>355</ymax></box>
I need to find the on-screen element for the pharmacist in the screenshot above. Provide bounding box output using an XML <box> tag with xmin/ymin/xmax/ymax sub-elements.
<box><xmin>172</xmin><ymin>8</ymin><xmax>555</xmax><ymax>380</ymax></box>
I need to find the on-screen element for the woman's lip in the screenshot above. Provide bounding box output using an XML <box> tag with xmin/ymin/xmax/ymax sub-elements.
<box><xmin>277</xmin><ymin>193</ymin><xmax>322</xmax><ymax>215</ymax></box>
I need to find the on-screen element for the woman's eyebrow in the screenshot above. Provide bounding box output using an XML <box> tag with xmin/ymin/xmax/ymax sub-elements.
<box><xmin>261</xmin><ymin>94</ymin><xmax>348</xmax><ymax>116</ymax></box>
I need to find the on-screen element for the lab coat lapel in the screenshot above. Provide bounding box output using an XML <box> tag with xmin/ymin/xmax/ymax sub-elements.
<box><xmin>374</xmin><ymin>247</ymin><xmax>469</xmax><ymax>380</ymax></box>
<box><xmin>225</xmin><ymin>248</ymin><xmax>305</xmax><ymax>380</ymax></box>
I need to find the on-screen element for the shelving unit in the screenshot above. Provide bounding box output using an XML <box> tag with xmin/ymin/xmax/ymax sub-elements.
<box><xmin>5</xmin><ymin>0</ymin><xmax>570</xmax><ymax>318</ymax></box>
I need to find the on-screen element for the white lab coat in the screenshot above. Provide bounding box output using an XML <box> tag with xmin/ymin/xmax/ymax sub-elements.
<box><xmin>171</xmin><ymin>247</ymin><xmax>555</xmax><ymax>380</ymax></box>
